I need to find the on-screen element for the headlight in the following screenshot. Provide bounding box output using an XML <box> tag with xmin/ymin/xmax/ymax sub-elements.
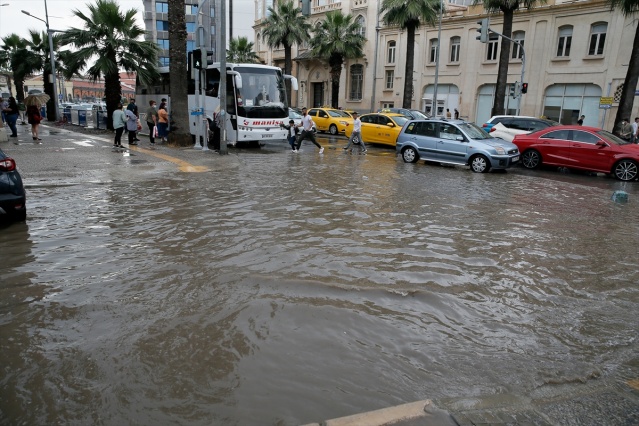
<box><xmin>339</xmin><ymin>121</ymin><xmax>347</xmax><ymax>125</ymax></box>
<box><xmin>494</xmin><ymin>146</ymin><xmax>506</xmax><ymax>155</ymax></box>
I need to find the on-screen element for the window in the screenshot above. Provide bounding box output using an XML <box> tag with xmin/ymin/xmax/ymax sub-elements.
<box><xmin>156</xmin><ymin>2</ymin><xmax>168</xmax><ymax>13</ymax></box>
<box><xmin>557</xmin><ymin>26</ymin><xmax>572</xmax><ymax>57</ymax></box>
<box><xmin>350</xmin><ymin>65</ymin><xmax>363</xmax><ymax>100</ymax></box>
<box><xmin>156</xmin><ymin>20</ymin><xmax>169</xmax><ymax>32</ymax></box>
<box><xmin>571</xmin><ymin>130</ymin><xmax>601</xmax><ymax>144</ymax></box>
<box><xmin>186</xmin><ymin>22</ymin><xmax>196</xmax><ymax>33</ymax></box>
<box><xmin>187</xmin><ymin>40</ymin><xmax>195</xmax><ymax>51</ymax></box>
<box><xmin>486</xmin><ymin>33</ymin><xmax>499</xmax><ymax>61</ymax></box>
<box><xmin>157</xmin><ymin>39</ymin><xmax>169</xmax><ymax>50</ymax></box>
<box><xmin>588</xmin><ymin>23</ymin><xmax>607</xmax><ymax>56</ymax></box>
<box><xmin>356</xmin><ymin>15</ymin><xmax>366</xmax><ymax>37</ymax></box>
<box><xmin>382</xmin><ymin>102</ymin><xmax>394</xmax><ymax>109</ymax></box>
<box><xmin>185</xmin><ymin>4</ymin><xmax>198</xmax><ymax>15</ymax></box>
<box><xmin>159</xmin><ymin>56</ymin><xmax>169</xmax><ymax>67</ymax></box>
<box><xmin>511</xmin><ymin>31</ymin><xmax>524</xmax><ymax>59</ymax></box>
<box><xmin>387</xmin><ymin>41</ymin><xmax>396</xmax><ymax>64</ymax></box>
<box><xmin>450</xmin><ymin>37</ymin><xmax>460</xmax><ymax>63</ymax></box>
<box><xmin>541</xmin><ymin>130</ymin><xmax>570</xmax><ymax>140</ymax></box>
<box><xmin>429</xmin><ymin>39</ymin><xmax>439</xmax><ymax>63</ymax></box>
<box><xmin>385</xmin><ymin>70</ymin><xmax>394</xmax><ymax>90</ymax></box>
<box><xmin>439</xmin><ymin>123</ymin><xmax>462</xmax><ymax>140</ymax></box>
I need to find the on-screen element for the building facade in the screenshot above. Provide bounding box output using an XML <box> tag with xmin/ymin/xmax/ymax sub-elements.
<box><xmin>254</xmin><ymin>0</ymin><xmax>638</xmax><ymax>129</ymax></box>
<box><xmin>142</xmin><ymin>0</ymin><xmax>218</xmax><ymax>66</ymax></box>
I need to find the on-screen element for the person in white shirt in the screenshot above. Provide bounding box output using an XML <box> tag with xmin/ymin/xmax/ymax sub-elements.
<box><xmin>296</xmin><ymin>107</ymin><xmax>323</xmax><ymax>153</ymax></box>
<box><xmin>632</xmin><ymin>117</ymin><xmax>639</xmax><ymax>144</ymax></box>
<box><xmin>343</xmin><ymin>111</ymin><xmax>366</xmax><ymax>153</ymax></box>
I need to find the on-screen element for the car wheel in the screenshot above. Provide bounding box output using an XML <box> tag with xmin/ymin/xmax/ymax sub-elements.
<box><xmin>329</xmin><ymin>124</ymin><xmax>338</xmax><ymax>135</ymax></box>
<box><xmin>522</xmin><ymin>149</ymin><xmax>541</xmax><ymax>169</ymax></box>
<box><xmin>470</xmin><ymin>154</ymin><xmax>491</xmax><ymax>173</ymax></box>
<box><xmin>402</xmin><ymin>146</ymin><xmax>418</xmax><ymax>163</ymax></box>
<box><xmin>613</xmin><ymin>159</ymin><xmax>639</xmax><ymax>181</ymax></box>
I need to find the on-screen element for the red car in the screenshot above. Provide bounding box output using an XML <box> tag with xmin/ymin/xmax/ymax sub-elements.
<box><xmin>513</xmin><ymin>125</ymin><xmax>639</xmax><ymax>181</ymax></box>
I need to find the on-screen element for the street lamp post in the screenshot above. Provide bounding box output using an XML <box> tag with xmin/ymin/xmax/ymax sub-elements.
<box><xmin>22</xmin><ymin>0</ymin><xmax>60</xmax><ymax>122</ymax></box>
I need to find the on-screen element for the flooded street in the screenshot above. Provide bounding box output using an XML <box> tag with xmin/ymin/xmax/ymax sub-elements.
<box><xmin>2</xmin><ymin>134</ymin><xmax>639</xmax><ymax>425</ymax></box>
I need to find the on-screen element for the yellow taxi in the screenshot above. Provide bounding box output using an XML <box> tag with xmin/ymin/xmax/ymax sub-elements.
<box><xmin>307</xmin><ymin>107</ymin><xmax>354</xmax><ymax>135</ymax></box>
<box><xmin>345</xmin><ymin>112</ymin><xmax>410</xmax><ymax>147</ymax></box>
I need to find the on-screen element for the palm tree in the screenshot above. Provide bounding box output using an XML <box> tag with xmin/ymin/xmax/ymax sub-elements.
<box><xmin>227</xmin><ymin>37</ymin><xmax>260</xmax><ymax>64</ymax></box>
<box><xmin>167</xmin><ymin>0</ymin><xmax>190</xmax><ymax>146</ymax></box>
<box><xmin>381</xmin><ymin>0</ymin><xmax>440</xmax><ymax>109</ymax></box>
<box><xmin>473</xmin><ymin>0</ymin><xmax>546</xmax><ymax>116</ymax></box>
<box><xmin>262</xmin><ymin>1</ymin><xmax>311</xmax><ymax>106</ymax></box>
<box><xmin>59</xmin><ymin>0</ymin><xmax>159</xmax><ymax>130</ymax></box>
<box><xmin>25</xmin><ymin>30</ymin><xmax>66</xmax><ymax>121</ymax></box>
<box><xmin>0</xmin><ymin>34</ymin><xmax>41</xmax><ymax>103</ymax></box>
<box><xmin>309</xmin><ymin>10</ymin><xmax>366</xmax><ymax>109</ymax></box>
<box><xmin>607</xmin><ymin>0</ymin><xmax>639</xmax><ymax>129</ymax></box>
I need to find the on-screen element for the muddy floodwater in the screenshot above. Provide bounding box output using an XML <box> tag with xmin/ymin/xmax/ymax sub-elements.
<box><xmin>1</xmin><ymin>145</ymin><xmax>639</xmax><ymax>425</ymax></box>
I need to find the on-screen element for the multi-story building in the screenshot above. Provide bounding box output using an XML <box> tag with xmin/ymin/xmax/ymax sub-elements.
<box><xmin>142</xmin><ymin>0</ymin><xmax>218</xmax><ymax>67</ymax></box>
<box><xmin>254</xmin><ymin>0</ymin><xmax>637</xmax><ymax>129</ymax></box>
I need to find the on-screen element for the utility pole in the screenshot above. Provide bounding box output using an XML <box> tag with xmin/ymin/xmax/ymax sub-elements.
<box><xmin>218</xmin><ymin>0</ymin><xmax>228</xmax><ymax>155</ymax></box>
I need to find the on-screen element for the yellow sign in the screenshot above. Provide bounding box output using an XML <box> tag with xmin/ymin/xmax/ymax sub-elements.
<box><xmin>599</xmin><ymin>97</ymin><xmax>614</xmax><ymax>105</ymax></box>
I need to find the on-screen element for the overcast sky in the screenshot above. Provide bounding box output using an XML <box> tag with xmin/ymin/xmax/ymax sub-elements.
<box><xmin>0</xmin><ymin>0</ymin><xmax>254</xmax><ymax>44</ymax></box>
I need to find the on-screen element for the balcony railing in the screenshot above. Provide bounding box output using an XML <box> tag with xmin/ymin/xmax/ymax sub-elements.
<box><xmin>312</xmin><ymin>0</ymin><xmax>342</xmax><ymax>14</ymax></box>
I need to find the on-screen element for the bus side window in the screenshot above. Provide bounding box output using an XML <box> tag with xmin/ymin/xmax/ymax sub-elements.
<box><xmin>206</xmin><ymin>82</ymin><xmax>219</xmax><ymax>97</ymax></box>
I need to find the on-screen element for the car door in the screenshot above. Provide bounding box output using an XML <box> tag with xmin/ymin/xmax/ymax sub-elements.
<box><xmin>535</xmin><ymin>129</ymin><xmax>572</xmax><ymax>166</ymax></box>
<box><xmin>407</xmin><ymin>121</ymin><xmax>439</xmax><ymax>159</ymax></box>
<box><xmin>359</xmin><ymin>115</ymin><xmax>377</xmax><ymax>143</ymax></box>
<box><xmin>435</xmin><ymin>123</ymin><xmax>468</xmax><ymax>164</ymax></box>
<box><xmin>569</xmin><ymin>130</ymin><xmax>614</xmax><ymax>172</ymax></box>
<box><xmin>314</xmin><ymin>109</ymin><xmax>330</xmax><ymax>132</ymax></box>
<box><xmin>374</xmin><ymin>115</ymin><xmax>397</xmax><ymax>146</ymax></box>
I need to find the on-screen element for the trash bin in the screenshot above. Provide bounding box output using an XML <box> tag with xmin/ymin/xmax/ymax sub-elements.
<box><xmin>78</xmin><ymin>109</ymin><xmax>87</xmax><ymax>126</ymax></box>
<box><xmin>40</xmin><ymin>106</ymin><xmax>46</xmax><ymax>119</ymax></box>
<box><xmin>63</xmin><ymin>107</ymin><xmax>71</xmax><ymax>123</ymax></box>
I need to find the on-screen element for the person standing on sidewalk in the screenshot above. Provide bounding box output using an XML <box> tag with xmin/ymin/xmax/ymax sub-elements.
<box><xmin>125</xmin><ymin>107</ymin><xmax>138</xmax><ymax>146</ymax></box>
<box><xmin>295</xmin><ymin>107</ymin><xmax>323</xmax><ymax>154</ymax></box>
<box><xmin>343</xmin><ymin>111</ymin><xmax>366</xmax><ymax>153</ymax></box>
<box><xmin>2</xmin><ymin>97</ymin><xmax>19</xmax><ymax>138</ymax></box>
<box><xmin>145</xmin><ymin>100</ymin><xmax>159</xmax><ymax>147</ymax></box>
<box><xmin>157</xmin><ymin>105</ymin><xmax>169</xmax><ymax>143</ymax></box>
<box><xmin>26</xmin><ymin>103</ymin><xmax>43</xmax><ymax>142</ymax></box>
<box><xmin>112</xmin><ymin>103</ymin><xmax>126</xmax><ymax>149</ymax></box>
<box><xmin>127</xmin><ymin>99</ymin><xmax>140</xmax><ymax>142</ymax></box>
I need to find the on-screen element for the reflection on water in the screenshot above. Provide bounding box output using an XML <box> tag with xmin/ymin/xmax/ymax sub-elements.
<box><xmin>1</xmin><ymin>151</ymin><xmax>639</xmax><ymax>425</ymax></box>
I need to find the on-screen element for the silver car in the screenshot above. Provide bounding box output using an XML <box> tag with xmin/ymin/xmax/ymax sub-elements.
<box><xmin>396</xmin><ymin>119</ymin><xmax>520</xmax><ymax>173</ymax></box>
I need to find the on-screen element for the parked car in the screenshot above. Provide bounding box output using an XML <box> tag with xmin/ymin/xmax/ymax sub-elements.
<box><xmin>288</xmin><ymin>108</ymin><xmax>315</xmax><ymax>132</ymax></box>
<box><xmin>0</xmin><ymin>148</ymin><xmax>26</xmax><ymax>222</ymax></box>
<box><xmin>307</xmin><ymin>107</ymin><xmax>353</xmax><ymax>135</ymax></box>
<box><xmin>489</xmin><ymin>122</ymin><xmax>531</xmax><ymax>143</ymax></box>
<box><xmin>346</xmin><ymin>112</ymin><xmax>410</xmax><ymax>147</ymax></box>
<box><xmin>378</xmin><ymin>108</ymin><xmax>429</xmax><ymax>120</ymax></box>
<box><xmin>396</xmin><ymin>119</ymin><xmax>520</xmax><ymax>173</ymax></box>
<box><xmin>482</xmin><ymin>115</ymin><xmax>557</xmax><ymax>132</ymax></box>
<box><xmin>513</xmin><ymin>125</ymin><xmax>639</xmax><ymax>181</ymax></box>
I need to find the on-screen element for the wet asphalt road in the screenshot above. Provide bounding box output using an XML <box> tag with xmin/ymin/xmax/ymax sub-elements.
<box><xmin>1</xmin><ymin>123</ymin><xmax>639</xmax><ymax>425</ymax></box>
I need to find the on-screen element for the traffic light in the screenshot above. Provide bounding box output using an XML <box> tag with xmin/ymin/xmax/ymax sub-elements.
<box><xmin>509</xmin><ymin>82</ymin><xmax>517</xmax><ymax>97</ymax></box>
<box><xmin>521</xmin><ymin>82</ymin><xmax>528</xmax><ymax>94</ymax></box>
<box><xmin>192</xmin><ymin>49</ymin><xmax>203</xmax><ymax>70</ymax></box>
<box><xmin>202</xmin><ymin>48</ymin><xmax>215</xmax><ymax>68</ymax></box>
<box><xmin>476</xmin><ymin>18</ymin><xmax>489</xmax><ymax>43</ymax></box>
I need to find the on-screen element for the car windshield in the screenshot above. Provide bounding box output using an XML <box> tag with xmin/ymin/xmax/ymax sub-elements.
<box><xmin>328</xmin><ymin>110</ymin><xmax>352</xmax><ymax>118</ymax></box>
<box><xmin>391</xmin><ymin>116</ymin><xmax>410</xmax><ymax>126</ymax></box>
<box><xmin>289</xmin><ymin>109</ymin><xmax>302</xmax><ymax>119</ymax></box>
<box><xmin>598</xmin><ymin>130</ymin><xmax>631</xmax><ymax>146</ymax></box>
<box><xmin>459</xmin><ymin>122</ymin><xmax>491</xmax><ymax>140</ymax></box>
<box><xmin>410</xmin><ymin>110</ymin><xmax>429</xmax><ymax>120</ymax></box>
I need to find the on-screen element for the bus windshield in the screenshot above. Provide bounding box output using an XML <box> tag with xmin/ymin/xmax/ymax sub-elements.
<box><xmin>236</xmin><ymin>67</ymin><xmax>287</xmax><ymax>119</ymax></box>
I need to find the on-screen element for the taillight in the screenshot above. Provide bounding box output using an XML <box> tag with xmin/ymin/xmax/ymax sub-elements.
<box><xmin>489</xmin><ymin>127</ymin><xmax>496</xmax><ymax>132</ymax></box>
<box><xmin>482</xmin><ymin>123</ymin><xmax>489</xmax><ymax>128</ymax></box>
<box><xmin>0</xmin><ymin>158</ymin><xmax>17</xmax><ymax>172</ymax></box>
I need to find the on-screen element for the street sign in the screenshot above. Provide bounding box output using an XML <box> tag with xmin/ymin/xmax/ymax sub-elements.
<box><xmin>599</xmin><ymin>96</ymin><xmax>613</xmax><ymax>109</ymax></box>
<box><xmin>58</xmin><ymin>94</ymin><xmax>63</xmax><ymax>100</ymax></box>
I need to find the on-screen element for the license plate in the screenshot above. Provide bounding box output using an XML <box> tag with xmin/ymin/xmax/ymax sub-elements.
<box><xmin>512</xmin><ymin>156</ymin><xmax>519</xmax><ymax>162</ymax></box>
<box><xmin>262</xmin><ymin>134</ymin><xmax>273</xmax><ymax>138</ymax></box>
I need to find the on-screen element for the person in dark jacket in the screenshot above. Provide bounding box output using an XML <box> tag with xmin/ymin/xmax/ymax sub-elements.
<box><xmin>2</xmin><ymin>97</ymin><xmax>19</xmax><ymax>137</ymax></box>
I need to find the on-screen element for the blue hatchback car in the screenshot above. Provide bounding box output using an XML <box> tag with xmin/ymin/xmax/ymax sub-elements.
<box><xmin>0</xmin><ymin>148</ymin><xmax>26</xmax><ymax>221</ymax></box>
<box><xmin>396</xmin><ymin>119</ymin><xmax>520</xmax><ymax>173</ymax></box>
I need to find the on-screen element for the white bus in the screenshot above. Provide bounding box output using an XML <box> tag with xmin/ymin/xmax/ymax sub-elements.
<box><xmin>136</xmin><ymin>63</ymin><xmax>296</xmax><ymax>145</ymax></box>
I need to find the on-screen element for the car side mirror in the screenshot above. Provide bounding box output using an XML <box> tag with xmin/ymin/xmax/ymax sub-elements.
<box><xmin>596</xmin><ymin>140</ymin><xmax>608</xmax><ymax>147</ymax></box>
<box><xmin>456</xmin><ymin>136</ymin><xmax>465</xmax><ymax>142</ymax></box>
<box><xmin>387</xmin><ymin>123</ymin><xmax>395</xmax><ymax>127</ymax></box>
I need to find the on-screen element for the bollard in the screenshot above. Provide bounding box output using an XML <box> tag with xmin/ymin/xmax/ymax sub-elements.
<box><xmin>611</xmin><ymin>190</ymin><xmax>628</xmax><ymax>203</ymax></box>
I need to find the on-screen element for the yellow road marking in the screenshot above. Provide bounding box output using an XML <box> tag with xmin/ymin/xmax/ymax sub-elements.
<box><xmin>129</xmin><ymin>146</ymin><xmax>210</xmax><ymax>173</ymax></box>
